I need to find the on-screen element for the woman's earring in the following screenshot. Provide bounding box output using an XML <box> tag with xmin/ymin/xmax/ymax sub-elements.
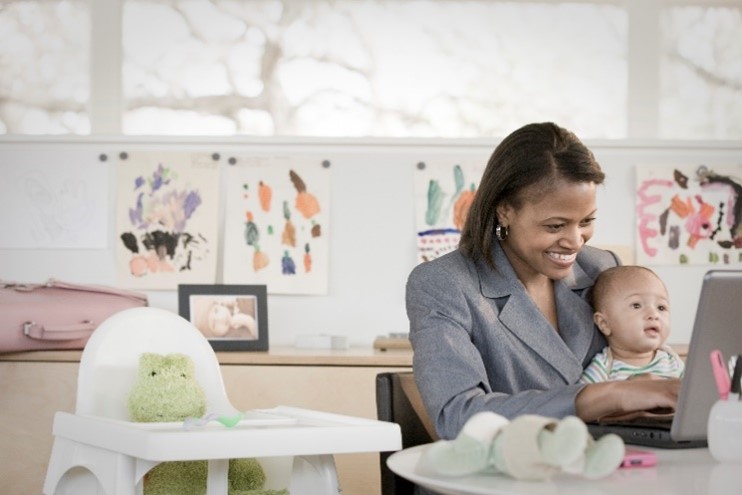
<box><xmin>495</xmin><ymin>224</ymin><xmax>509</xmax><ymax>241</ymax></box>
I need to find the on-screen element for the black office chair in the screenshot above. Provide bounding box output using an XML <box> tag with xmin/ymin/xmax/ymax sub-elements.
<box><xmin>376</xmin><ymin>371</ymin><xmax>437</xmax><ymax>495</ymax></box>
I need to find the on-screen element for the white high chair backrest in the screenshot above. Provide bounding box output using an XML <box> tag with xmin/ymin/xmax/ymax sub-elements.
<box><xmin>76</xmin><ymin>306</ymin><xmax>236</xmax><ymax>419</ymax></box>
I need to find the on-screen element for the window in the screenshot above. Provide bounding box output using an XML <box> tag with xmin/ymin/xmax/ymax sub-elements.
<box><xmin>0</xmin><ymin>0</ymin><xmax>90</xmax><ymax>134</ymax></box>
<box><xmin>0</xmin><ymin>0</ymin><xmax>740</xmax><ymax>139</ymax></box>
<box><xmin>121</xmin><ymin>1</ymin><xmax>626</xmax><ymax>138</ymax></box>
<box><xmin>660</xmin><ymin>5</ymin><xmax>742</xmax><ymax>139</ymax></box>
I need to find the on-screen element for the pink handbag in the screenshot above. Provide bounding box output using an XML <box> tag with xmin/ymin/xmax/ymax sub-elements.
<box><xmin>0</xmin><ymin>279</ymin><xmax>148</xmax><ymax>353</ymax></box>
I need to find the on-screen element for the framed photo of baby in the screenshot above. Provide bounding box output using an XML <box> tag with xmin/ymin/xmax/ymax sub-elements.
<box><xmin>178</xmin><ymin>284</ymin><xmax>268</xmax><ymax>351</ymax></box>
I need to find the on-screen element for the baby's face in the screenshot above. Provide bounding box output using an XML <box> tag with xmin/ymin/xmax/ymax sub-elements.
<box><xmin>600</xmin><ymin>271</ymin><xmax>671</xmax><ymax>355</ymax></box>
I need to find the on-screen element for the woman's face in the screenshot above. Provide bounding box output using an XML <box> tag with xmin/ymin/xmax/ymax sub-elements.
<box><xmin>497</xmin><ymin>180</ymin><xmax>598</xmax><ymax>283</ymax></box>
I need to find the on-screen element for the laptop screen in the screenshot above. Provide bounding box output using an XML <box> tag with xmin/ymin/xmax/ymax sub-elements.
<box><xmin>671</xmin><ymin>270</ymin><xmax>742</xmax><ymax>441</ymax></box>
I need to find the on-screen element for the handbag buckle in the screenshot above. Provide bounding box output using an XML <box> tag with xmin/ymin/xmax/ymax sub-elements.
<box><xmin>5</xmin><ymin>283</ymin><xmax>34</xmax><ymax>291</ymax></box>
<box><xmin>23</xmin><ymin>321</ymin><xmax>36</xmax><ymax>336</ymax></box>
<box><xmin>1</xmin><ymin>282</ymin><xmax>26</xmax><ymax>289</ymax></box>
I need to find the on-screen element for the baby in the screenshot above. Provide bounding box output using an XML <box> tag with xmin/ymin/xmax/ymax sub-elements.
<box><xmin>580</xmin><ymin>265</ymin><xmax>684</xmax><ymax>383</ymax></box>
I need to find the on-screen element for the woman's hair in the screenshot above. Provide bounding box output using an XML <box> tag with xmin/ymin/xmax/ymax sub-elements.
<box><xmin>459</xmin><ymin>122</ymin><xmax>605</xmax><ymax>268</ymax></box>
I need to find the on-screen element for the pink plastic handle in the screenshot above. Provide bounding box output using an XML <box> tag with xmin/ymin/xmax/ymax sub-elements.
<box><xmin>710</xmin><ymin>349</ymin><xmax>731</xmax><ymax>401</ymax></box>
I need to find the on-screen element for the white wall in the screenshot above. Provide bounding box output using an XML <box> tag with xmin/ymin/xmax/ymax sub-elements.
<box><xmin>1</xmin><ymin>137</ymin><xmax>740</xmax><ymax>346</ymax></box>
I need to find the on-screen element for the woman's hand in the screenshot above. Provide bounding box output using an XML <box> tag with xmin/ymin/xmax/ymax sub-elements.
<box><xmin>575</xmin><ymin>378</ymin><xmax>681</xmax><ymax>422</ymax></box>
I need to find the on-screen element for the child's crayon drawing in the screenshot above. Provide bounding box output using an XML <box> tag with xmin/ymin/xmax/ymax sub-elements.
<box><xmin>223</xmin><ymin>156</ymin><xmax>330</xmax><ymax>294</ymax></box>
<box><xmin>116</xmin><ymin>151</ymin><xmax>219</xmax><ymax>288</ymax></box>
<box><xmin>414</xmin><ymin>158</ymin><xmax>485</xmax><ymax>263</ymax></box>
<box><xmin>636</xmin><ymin>164</ymin><xmax>742</xmax><ymax>265</ymax></box>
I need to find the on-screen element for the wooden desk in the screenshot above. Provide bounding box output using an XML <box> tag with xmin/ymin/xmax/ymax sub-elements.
<box><xmin>0</xmin><ymin>347</ymin><xmax>413</xmax><ymax>495</ymax></box>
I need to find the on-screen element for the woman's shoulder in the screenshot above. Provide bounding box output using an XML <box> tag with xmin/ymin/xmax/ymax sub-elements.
<box><xmin>565</xmin><ymin>246</ymin><xmax>620</xmax><ymax>290</ymax></box>
<box><xmin>407</xmin><ymin>249</ymin><xmax>477</xmax><ymax>286</ymax></box>
<box><xmin>577</xmin><ymin>245</ymin><xmax>621</xmax><ymax>276</ymax></box>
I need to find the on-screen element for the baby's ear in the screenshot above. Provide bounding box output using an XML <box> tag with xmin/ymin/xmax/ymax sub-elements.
<box><xmin>593</xmin><ymin>312</ymin><xmax>611</xmax><ymax>337</ymax></box>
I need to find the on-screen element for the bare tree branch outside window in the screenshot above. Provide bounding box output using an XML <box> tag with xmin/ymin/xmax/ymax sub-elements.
<box><xmin>660</xmin><ymin>6</ymin><xmax>742</xmax><ymax>140</ymax></box>
<box><xmin>0</xmin><ymin>1</ymin><xmax>740</xmax><ymax>139</ymax></box>
<box><xmin>121</xmin><ymin>0</ymin><xmax>626</xmax><ymax>138</ymax></box>
<box><xmin>0</xmin><ymin>0</ymin><xmax>90</xmax><ymax>134</ymax></box>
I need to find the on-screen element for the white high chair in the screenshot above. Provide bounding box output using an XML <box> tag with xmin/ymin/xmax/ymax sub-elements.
<box><xmin>43</xmin><ymin>307</ymin><xmax>401</xmax><ymax>495</ymax></box>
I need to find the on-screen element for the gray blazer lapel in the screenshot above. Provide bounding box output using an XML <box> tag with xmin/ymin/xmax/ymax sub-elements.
<box><xmin>477</xmin><ymin>245</ymin><xmax>584</xmax><ymax>381</ymax></box>
<box><xmin>497</xmin><ymin>289</ymin><xmax>581</xmax><ymax>381</ymax></box>
<box><xmin>554</xmin><ymin>279</ymin><xmax>597</xmax><ymax>365</ymax></box>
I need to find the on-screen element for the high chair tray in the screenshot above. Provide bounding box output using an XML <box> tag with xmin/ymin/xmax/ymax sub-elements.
<box><xmin>52</xmin><ymin>406</ymin><xmax>402</xmax><ymax>461</ymax></box>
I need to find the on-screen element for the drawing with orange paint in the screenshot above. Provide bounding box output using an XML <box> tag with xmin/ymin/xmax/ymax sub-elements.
<box><xmin>453</xmin><ymin>184</ymin><xmax>476</xmax><ymax>230</ymax></box>
<box><xmin>290</xmin><ymin>169</ymin><xmax>320</xmax><ymax>219</ymax></box>
<box><xmin>281</xmin><ymin>200</ymin><xmax>296</xmax><ymax>247</ymax></box>
<box><xmin>258</xmin><ymin>180</ymin><xmax>272</xmax><ymax>212</ymax></box>
<box><xmin>684</xmin><ymin>197</ymin><xmax>715</xmax><ymax>249</ymax></box>
<box><xmin>252</xmin><ymin>246</ymin><xmax>269</xmax><ymax>272</ymax></box>
<box><xmin>669</xmin><ymin>194</ymin><xmax>693</xmax><ymax>218</ymax></box>
<box><xmin>668</xmin><ymin>194</ymin><xmax>716</xmax><ymax>248</ymax></box>
<box><xmin>304</xmin><ymin>243</ymin><xmax>312</xmax><ymax>273</ymax></box>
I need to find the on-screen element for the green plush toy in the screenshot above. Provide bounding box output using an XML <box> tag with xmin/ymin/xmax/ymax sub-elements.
<box><xmin>418</xmin><ymin>411</ymin><xmax>625</xmax><ymax>481</ymax></box>
<box><xmin>127</xmin><ymin>352</ymin><xmax>289</xmax><ymax>495</ymax></box>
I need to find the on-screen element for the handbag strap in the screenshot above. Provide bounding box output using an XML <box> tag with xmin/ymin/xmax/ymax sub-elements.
<box><xmin>23</xmin><ymin>321</ymin><xmax>95</xmax><ymax>341</ymax></box>
<box><xmin>1</xmin><ymin>279</ymin><xmax>147</xmax><ymax>304</ymax></box>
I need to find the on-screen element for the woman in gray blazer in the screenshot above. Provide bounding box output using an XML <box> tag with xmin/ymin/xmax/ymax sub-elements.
<box><xmin>407</xmin><ymin>123</ymin><xmax>680</xmax><ymax>440</ymax></box>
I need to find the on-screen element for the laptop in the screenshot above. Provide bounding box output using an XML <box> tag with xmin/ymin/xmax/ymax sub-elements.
<box><xmin>587</xmin><ymin>269</ymin><xmax>742</xmax><ymax>449</ymax></box>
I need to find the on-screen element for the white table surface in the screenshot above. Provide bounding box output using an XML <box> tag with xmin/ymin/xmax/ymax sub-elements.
<box><xmin>387</xmin><ymin>444</ymin><xmax>742</xmax><ymax>495</ymax></box>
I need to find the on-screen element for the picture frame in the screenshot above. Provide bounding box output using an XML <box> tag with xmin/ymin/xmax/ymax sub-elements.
<box><xmin>178</xmin><ymin>284</ymin><xmax>268</xmax><ymax>351</ymax></box>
